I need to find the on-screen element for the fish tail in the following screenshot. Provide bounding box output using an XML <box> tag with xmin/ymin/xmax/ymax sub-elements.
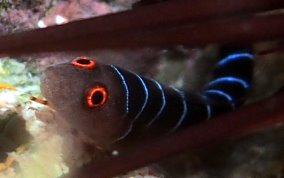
<box><xmin>202</xmin><ymin>45</ymin><xmax>254</xmax><ymax>115</ymax></box>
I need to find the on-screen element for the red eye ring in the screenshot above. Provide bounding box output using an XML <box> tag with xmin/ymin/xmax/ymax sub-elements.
<box><xmin>71</xmin><ymin>56</ymin><xmax>96</xmax><ymax>69</ymax></box>
<box><xmin>86</xmin><ymin>85</ymin><xmax>108</xmax><ymax>108</ymax></box>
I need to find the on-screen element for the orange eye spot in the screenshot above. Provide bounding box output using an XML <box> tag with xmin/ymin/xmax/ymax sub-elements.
<box><xmin>86</xmin><ymin>85</ymin><xmax>108</xmax><ymax>108</ymax></box>
<box><xmin>71</xmin><ymin>56</ymin><xmax>96</xmax><ymax>69</ymax></box>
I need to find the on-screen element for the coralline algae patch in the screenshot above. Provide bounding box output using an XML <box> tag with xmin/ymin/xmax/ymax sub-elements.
<box><xmin>0</xmin><ymin>58</ymin><xmax>68</xmax><ymax>178</ymax></box>
<box><xmin>16</xmin><ymin>104</ymin><xmax>69</xmax><ymax>178</ymax></box>
<box><xmin>0</xmin><ymin>118</ymin><xmax>68</xmax><ymax>178</ymax></box>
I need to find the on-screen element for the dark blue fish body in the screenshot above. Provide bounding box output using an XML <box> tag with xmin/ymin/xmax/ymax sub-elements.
<box><xmin>41</xmin><ymin>47</ymin><xmax>254</xmax><ymax>148</ymax></box>
<box><xmin>108</xmin><ymin>49</ymin><xmax>254</xmax><ymax>140</ymax></box>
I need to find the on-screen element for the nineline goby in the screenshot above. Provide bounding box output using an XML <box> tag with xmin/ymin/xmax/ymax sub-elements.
<box><xmin>40</xmin><ymin>47</ymin><xmax>254</xmax><ymax>148</ymax></box>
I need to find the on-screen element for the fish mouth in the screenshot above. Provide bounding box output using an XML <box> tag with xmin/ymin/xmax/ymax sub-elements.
<box><xmin>40</xmin><ymin>71</ymin><xmax>52</xmax><ymax>100</ymax></box>
<box><xmin>40</xmin><ymin>66</ymin><xmax>63</xmax><ymax>108</ymax></box>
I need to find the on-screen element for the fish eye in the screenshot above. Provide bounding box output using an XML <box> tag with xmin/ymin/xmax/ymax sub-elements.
<box><xmin>86</xmin><ymin>85</ymin><xmax>108</xmax><ymax>108</ymax></box>
<box><xmin>71</xmin><ymin>56</ymin><xmax>96</xmax><ymax>69</ymax></box>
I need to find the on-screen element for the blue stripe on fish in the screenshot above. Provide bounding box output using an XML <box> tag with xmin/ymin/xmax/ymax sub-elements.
<box><xmin>146</xmin><ymin>79</ymin><xmax>166</xmax><ymax>127</ymax></box>
<box><xmin>205</xmin><ymin>89</ymin><xmax>235</xmax><ymax>109</ymax></box>
<box><xmin>207</xmin><ymin>76</ymin><xmax>250</xmax><ymax>89</ymax></box>
<box><xmin>217</xmin><ymin>53</ymin><xmax>254</xmax><ymax>66</ymax></box>
<box><xmin>168</xmin><ymin>87</ymin><xmax>188</xmax><ymax>133</ymax></box>
<box><xmin>133</xmin><ymin>74</ymin><xmax>149</xmax><ymax>122</ymax></box>
<box><xmin>110</xmin><ymin>65</ymin><xmax>130</xmax><ymax>117</ymax></box>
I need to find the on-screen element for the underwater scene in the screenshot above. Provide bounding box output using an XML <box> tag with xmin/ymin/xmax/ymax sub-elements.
<box><xmin>0</xmin><ymin>0</ymin><xmax>283</xmax><ymax>178</ymax></box>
